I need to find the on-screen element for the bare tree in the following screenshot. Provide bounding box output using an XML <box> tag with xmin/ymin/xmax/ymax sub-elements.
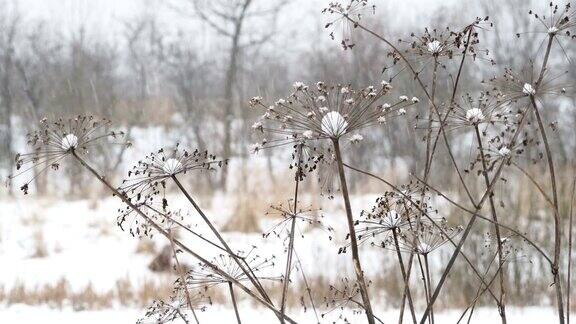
<box><xmin>14</xmin><ymin>22</ymin><xmax>62</xmax><ymax>194</ymax></box>
<box><xmin>171</xmin><ymin>0</ymin><xmax>287</xmax><ymax>189</ymax></box>
<box><xmin>0</xmin><ymin>4</ymin><xmax>20</xmax><ymax>187</ymax></box>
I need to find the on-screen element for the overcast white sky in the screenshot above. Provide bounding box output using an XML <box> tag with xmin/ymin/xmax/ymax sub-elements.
<box><xmin>10</xmin><ymin>0</ymin><xmax>461</xmax><ymax>40</ymax></box>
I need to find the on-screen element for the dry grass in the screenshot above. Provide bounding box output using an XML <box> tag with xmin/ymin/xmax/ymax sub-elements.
<box><xmin>31</xmin><ymin>230</ymin><xmax>48</xmax><ymax>258</ymax></box>
<box><xmin>135</xmin><ymin>239</ymin><xmax>157</xmax><ymax>255</ymax></box>
<box><xmin>223</xmin><ymin>166</ymin><xmax>296</xmax><ymax>233</ymax></box>
<box><xmin>0</xmin><ymin>277</ymin><xmax>173</xmax><ymax>310</ymax></box>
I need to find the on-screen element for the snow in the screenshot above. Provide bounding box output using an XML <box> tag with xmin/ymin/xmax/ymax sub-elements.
<box><xmin>523</xmin><ymin>83</ymin><xmax>535</xmax><ymax>96</ymax></box>
<box><xmin>61</xmin><ymin>134</ymin><xmax>78</xmax><ymax>151</ymax></box>
<box><xmin>427</xmin><ymin>40</ymin><xmax>443</xmax><ymax>54</ymax></box>
<box><xmin>0</xmin><ymin>197</ymin><xmax>163</xmax><ymax>292</ymax></box>
<box><xmin>321</xmin><ymin>111</ymin><xmax>348</xmax><ymax>137</ymax></box>
<box><xmin>162</xmin><ymin>158</ymin><xmax>182</xmax><ymax>175</ymax></box>
<box><xmin>0</xmin><ymin>304</ymin><xmax>568</xmax><ymax>323</ymax></box>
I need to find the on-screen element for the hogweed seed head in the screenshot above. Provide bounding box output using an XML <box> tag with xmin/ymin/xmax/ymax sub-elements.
<box><xmin>10</xmin><ymin>115</ymin><xmax>127</xmax><ymax>194</ymax></box>
<box><xmin>248</xmin><ymin>82</ymin><xmax>416</xmax><ymax>149</ymax></box>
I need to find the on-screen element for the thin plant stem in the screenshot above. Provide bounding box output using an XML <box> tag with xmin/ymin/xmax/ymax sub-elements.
<box><xmin>344</xmin><ymin>14</ymin><xmax>477</xmax><ymax>205</ymax></box>
<box><xmin>424</xmin><ymin>27</ymin><xmax>476</xmax><ymax>178</ymax></box>
<box><xmin>458</xmin><ymin>250</ymin><xmax>501</xmax><ymax>324</ymax></box>
<box><xmin>229</xmin><ymin>281</ymin><xmax>242</xmax><ymax>324</ymax></box>
<box><xmin>419</xmin><ymin>100</ymin><xmax>536</xmax><ymax>324</ymax></box>
<box><xmin>280</xmin><ymin>144</ymin><xmax>303</xmax><ymax>323</ymax></box>
<box><xmin>474</xmin><ymin>125</ymin><xmax>507</xmax><ymax>324</ymax></box>
<box><xmin>392</xmin><ymin>228</ymin><xmax>417</xmax><ymax>324</ymax></box>
<box><xmin>168</xmin><ymin>229</ymin><xmax>199</xmax><ymax>324</ymax></box>
<box><xmin>424</xmin><ymin>58</ymin><xmax>439</xmax><ymax>177</ymax></box>
<box><xmin>400</xmin><ymin>28</ymin><xmax>474</xmax><ymax>322</ymax></box>
<box><xmin>171</xmin><ymin>175</ymin><xmax>275</xmax><ymax>310</ymax></box>
<box><xmin>530</xmin><ymin>95</ymin><xmax>564</xmax><ymax>324</ymax></box>
<box><xmin>176</xmin><ymin>308</ymin><xmax>191</xmax><ymax>324</ymax></box>
<box><xmin>423</xmin><ymin>254</ymin><xmax>434</xmax><ymax>324</ymax></box>
<box><xmin>332</xmin><ymin>138</ymin><xmax>375</xmax><ymax>324</ymax></box>
<box><xmin>568</xmin><ymin>177</ymin><xmax>575</xmax><ymax>324</ymax></box>
<box><xmin>343</xmin><ymin>162</ymin><xmax>501</xmax><ymax>301</ymax></box>
<box><xmin>293</xmin><ymin>249</ymin><xmax>321</xmax><ymax>324</ymax></box>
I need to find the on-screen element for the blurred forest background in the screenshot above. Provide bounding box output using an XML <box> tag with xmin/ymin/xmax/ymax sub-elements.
<box><xmin>0</xmin><ymin>0</ymin><xmax>574</xmax><ymax>197</ymax></box>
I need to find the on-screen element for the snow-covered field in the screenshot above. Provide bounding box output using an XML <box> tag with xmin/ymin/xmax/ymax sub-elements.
<box><xmin>1</xmin><ymin>304</ymin><xmax>568</xmax><ymax>323</ymax></box>
<box><xmin>0</xmin><ymin>194</ymin><xmax>569</xmax><ymax>323</ymax></box>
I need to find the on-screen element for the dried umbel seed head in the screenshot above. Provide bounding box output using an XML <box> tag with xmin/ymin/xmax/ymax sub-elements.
<box><xmin>138</xmin><ymin>288</ymin><xmax>211</xmax><ymax>324</ymax></box>
<box><xmin>322</xmin><ymin>0</ymin><xmax>375</xmax><ymax>50</ymax></box>
<box><xmin>248</xmin><ymin>82</ymin><xmax>416</xmax><ymax>150</ymax></box>
<box><xmin>548</xmin><ymin>26</ymin><xmax>560</xmax><ymax>34</ymax></box>
<box><xmin>473</xmin><ymin>130</ymin><xmax>532</xmax><ymax>167</ymax></box>
<box><xmin>399</xmin><ymin>221</ymin><xmax>463</xmax><ymax>255</ymax></box>
<box><xmin>498</xmin><ymin>146</ymin><xmax>511</xmax><ymax>156</ymax></box>
<box><xmin>263</xmin><ymin>201</ymin><xmax>333</xmax><ymax>240</ymax></box>
<box><xmin>9</xmin><ymin>115</ymin><xmax>128</xmax><ymax>194</ymax></box>
<box><xmin>424</xmin><ymin>92</ymin><xmax>515</xmax><ymax>133</ymax></box>
<box><xmin>353</xmin><ymin>192</ymin><xmax>416</xmax><ymax>249</ymax></box>
<box><xmin>120</xmin><ymin>145</ymin><xmax>225</xmax><ymax>202</ymax></box>
<box><xmin>525</xmin><ymin>3</ymin><xmax>576</xmax><ymax>40</ymax></box>
<box><xmin>485</xmin><ymin>65</ymin><xmax>571</xmax><ymax>104</ymax></box>
<box><xmin>396</xmin><ymin>19</ymin><xmax>493</xmax><ymax>70</ymax></box>
<box><xmin>186</xmin><ymin>248</ymin><xmax>279</xmax><ymax>290</ymax></box>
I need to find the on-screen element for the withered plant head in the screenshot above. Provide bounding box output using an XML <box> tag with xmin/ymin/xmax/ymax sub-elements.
<box><xmin>263</xmin><ymin>200</ymin><xmax>333</xmax><ymax>241</ymax></box>
<box><xmin>250</xmin><ymin>82</ymin><xmax>415</xmax><ymax>198</ymax></box>
<box><xmin>484</xmin><ymin>64</ymin><xmax>572</xmax><ymax>104</ymax></box>
<box><xmin>116</xmin><ymin>193</ymin><xmax>186</xmax><ymax>238</ymax></box>
<box><xmin>518</xmin><ymin>2</ymin><xmax>576</xmax><ymax>41</ymax></box>
<box><xmin>322</xmin><ymin>277</ymin><xmax>363</xmax><ymax>316</ymax></box>
<box><xmin>322</xmin><ymin>0</ymin><xmax>375</xmax><ymax>49</ymax></box>
<box><xmin>466</xmin><ymin>129</ymin><xmax>536</xmax><ymax>175</ymax></box>
<box><xmin>399</xmin><ymin>220</ymin><xmax>463</xmax><ymax>255</ymax></box>
<box><xmin>117</xmin><ymin>145</ymin><xmax>224</xmax><ymax>237</ymax></box>
<box><xmin>483</xmin><ymin>233</ymin><xmax>531</xmax><ymax>264</ymax></box>
<box><xmin>249</xmin><ymin>81</ymin><xmax>415</xmax><ymax>147</ymax></box>
<box><xmin>425</xmin><ymin>92</ymin><xmax>518</xmax><ymax>133</ymax></box>
<box><xmin>185</xmin><ymin>247</ymin><xmax>279</xmax><ymax>290</ymax></box>
<box><xmin>354</xmin><ymin>192</ymin><xmax>415</xmax><ymax>248</ymax></box>
<box><xmin>397</xmin><ymin>18</ymin><xmax>492</xmax><ymax>65</ymax></box>
<box><xmin>138</xmin><ymin>288</ymin><xmax>211</xmax><ymax>324</ymax></box>
<box><xmin>9</xmin><ymin>115</ymin><xmax>127</xmax><ymax>194</ymax></box>
<box><xmin>121</xmin><ymin>144</ymin><xmax>225</xmax><ymax>195</ymax></box>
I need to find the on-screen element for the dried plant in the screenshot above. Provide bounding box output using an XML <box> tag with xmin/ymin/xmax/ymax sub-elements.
<box><xmin>9</xmin><ymin>1</ymin><xmax>576</xmax><ymax>324</ymax></box>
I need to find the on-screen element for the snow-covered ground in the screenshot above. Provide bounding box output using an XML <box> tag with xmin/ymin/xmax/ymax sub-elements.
<box><xmin>0</xmin><ymin>304</ymin><xmax>568</xmax><ymax>323</ymax></box>
<box><xmin>0</xmin><ymin>193</ymin><xmax>568</xmax><ymax>323</ymax></box>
